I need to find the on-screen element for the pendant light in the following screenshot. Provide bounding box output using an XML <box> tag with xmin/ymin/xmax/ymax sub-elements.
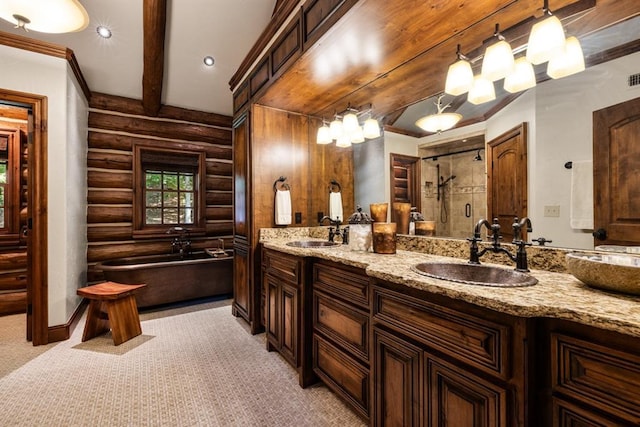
<box><xmin>526</xmin><ymin>1</ymin><xmax>566</xmax><ymax>65</ymax></box>
<box><xmin>445</xmin><ymin>45</ymin><xmax>475</xmax><ymax>96</ymax></box>
<box><xmin>481</xmin><ymin>25</ymin><xmax>515</xmax><ymax>82</ymax></box>
<box><xmin>362</xmin><ymin>117</ymin><xmax>381</xmax><ymax>139</ymax></box>
<box><xmin>504</xmin><ymin>57</ymin><xmax>537</xmax><ymax>93</ymax></box>
<box><xmin>316</xmin><ymin>122</ymin><xmax>332</xmax><ymax>144</ymax></box>
<box><xmin>0</xmin><ymin>0</ymin><xmax>89</xmax><ymax>33</ymax></box>
<box><xmin>547</xmin><ymin>36</ymin><xmax>585</xmax><ymax>79</ymax></box>
<box><xmin>415</xmin><ymin>94</ymin><xmax>462</xmax><ymax>133</ymax></box>
<box><xmin>467</xmin><ymin>75</ymin><xmax>496</xmax><ymax>105</ymax></box>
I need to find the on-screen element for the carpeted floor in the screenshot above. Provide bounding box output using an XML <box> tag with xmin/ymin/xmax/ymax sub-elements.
<box><xmin>0</xmin><ymin>299</ymin><xmax>365</xmax><ymax>427</ymax></box>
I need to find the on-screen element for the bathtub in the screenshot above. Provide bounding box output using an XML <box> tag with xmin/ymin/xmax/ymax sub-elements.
<box><xmin>97</xmin><ymin>250</ymin><xmax>233</xmax><ymax>308</ymax></box>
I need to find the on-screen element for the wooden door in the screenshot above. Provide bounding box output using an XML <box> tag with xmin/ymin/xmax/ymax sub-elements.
<box><xmin>426</xmin><ymin>357</ymin><xmax>507</xmax><ymax>427</ymax></box>
<box><xmin>487</xmin><ymin>124</ymin><xmax>528</xmax><ymax>242</ymax></box>
<box><xmin>374</xmin><ymin>327</ymin><xmax>422</xmax><ymax>427</ymax></box>
<box><xmin>390</xmin><ymin>154</ymin><xmax>421</xmax><ymax>221</ymax></box>
<box><xmin>593</xmin><ymin>97</ymin><xmax>640</xmax><ymax>245</ymax></box>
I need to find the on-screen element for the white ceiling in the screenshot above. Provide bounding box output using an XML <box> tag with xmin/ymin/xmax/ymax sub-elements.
<box><xmin>0</xmin><ymin>0</ymin><xmax>277</xmax><ymax>116</ymax></box>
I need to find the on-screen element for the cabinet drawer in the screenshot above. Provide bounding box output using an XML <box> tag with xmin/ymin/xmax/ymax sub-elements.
<box><xmin>313</xmin><ymin>290</ymin><xmax>369</xmax><ymax>362</ymax></box>
<box><xmin>313</xmin><ymin>334</ymin><xmax>370</xmax><ymax>420</ymax></box>
<box><xmin>373</xmin><ymin>286</ymin><xmax>510</xmax><ymax>378</ymax></box>
<box><xmin>313</xmin><ymin>261</ymin><xmax>369</xmax><ymax>309</ymax></box>
<box><xmin>553</xmin><ymin>398</ymin><xmax>626</xmax><ymax>427</ymax></box>
<box><xmin>552</xmin><ymin>333</ymin><xmax>640</xmax><ymax>424</ymax></box>
<box><xmin>263</xmin><ymin>250</ymin><xmax>301</xmax><ymax>285</ymax></box>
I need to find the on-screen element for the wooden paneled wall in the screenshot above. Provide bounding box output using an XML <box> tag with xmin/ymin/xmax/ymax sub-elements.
<box><xmin>0</xmin><ymin>106</ymin><xmax>28</xmax><ymax>316</ymax></box>
<box><xmin>251</xmin><ymin>104</ymin><xmax>354</xmax><ymax>245</ymax></box>
<box><xmin>87</xmin><ymin>94</ymin><xmax>233</xmax><ymax>282</ymax></box>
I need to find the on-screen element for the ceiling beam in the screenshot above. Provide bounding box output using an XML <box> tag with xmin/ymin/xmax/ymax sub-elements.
<box><xmin>142</xmin><ymin>0</ymin><xmax>167</xmax><ymax>117</ymax></box>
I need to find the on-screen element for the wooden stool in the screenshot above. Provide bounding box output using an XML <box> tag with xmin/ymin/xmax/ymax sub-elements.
<box><xmin>77</xmin><ymin>282</ymin><xmax>147</xmax><ymax>346</ymax></box>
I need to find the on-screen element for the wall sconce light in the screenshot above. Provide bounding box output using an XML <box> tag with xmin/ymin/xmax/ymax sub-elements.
<box><xmin>481</xmin><ymin>25</ymin><xmax>515</xmax><ymax>82</ymax></box>
<box><xmin>526</xmin><ymin>4</ymin><xmax>566</xmax><ymax>65</ymax></box>
<box><xmin>0</xmin><ymin>0</ymin><xmax>89</xmax><ymax>33</ymax></box>
<box><xmin>444</xmin><ymin>45</ymin><xmax>475</xmax><ymax>96</ymax></box>
<box><xmin>415</xmin><ymin>94</ymin><xmax>462</xmax><ymax>133</ymax></box>
<box><xmin>317</xmin><ymin>104</ymin><xmax>381</xmax><ymax>147</ymax></box>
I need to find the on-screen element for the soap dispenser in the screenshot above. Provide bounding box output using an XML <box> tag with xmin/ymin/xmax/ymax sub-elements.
<box><xmin>347</xmin><ymin>205</ymin><xmax>373</xmax><ymax>251</ymax></box>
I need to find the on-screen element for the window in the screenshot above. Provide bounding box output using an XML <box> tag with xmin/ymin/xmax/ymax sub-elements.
<box><xmin>133</xmin><ymin>144</ymin><xmax>206</xmax><ymax>238</ymax></box>
<box><xmin>0</xmin><ymin>127</ymin><xmax>21</xmax><ymax>245</ymax></box>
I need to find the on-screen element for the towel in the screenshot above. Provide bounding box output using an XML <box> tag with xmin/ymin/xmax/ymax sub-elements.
<box><xmin>275</xmin><ymin>189</ymin><xmax>292</xmax><ymax>225</ymax></box>
<box><xmin>570</xmin><ymin>160</ymin><xmax>594</xmax><ymax>230</ymax></box>
<box><xmin>329</xmin><ymin>191</ymin><xmax>343</xmax><ymax>222</ymax></box>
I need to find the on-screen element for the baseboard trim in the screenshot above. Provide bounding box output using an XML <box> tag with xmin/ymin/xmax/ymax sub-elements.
<box><xmin>47</xmin><ymin>299</ymin><xmax>87</xmax><ymax>343</ymax></box>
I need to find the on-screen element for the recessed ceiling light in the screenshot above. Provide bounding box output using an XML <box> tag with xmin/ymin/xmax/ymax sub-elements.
<box><xmin>203</xmin><ymin>56</ymin><xmax>215</xmax><ymax>67</ymax></box>
<box><xmin>96</xmin><ymin>25</ymin><xmax>112</xmax><ymax>39</ymax></box>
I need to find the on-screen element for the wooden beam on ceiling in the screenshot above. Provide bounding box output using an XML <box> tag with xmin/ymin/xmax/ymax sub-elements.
<box><xmin>142</xmin><ymin>0</ymin><xmax>167</xmax><ymax>117</ymax></box>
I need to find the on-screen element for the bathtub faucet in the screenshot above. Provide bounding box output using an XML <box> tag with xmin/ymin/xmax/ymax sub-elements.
<box><xmin>167</xmin><ymin>227</ymin><xmax>192</xmax><ymax>258</ymax></box>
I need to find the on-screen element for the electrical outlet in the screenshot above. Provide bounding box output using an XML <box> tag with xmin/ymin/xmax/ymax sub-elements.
<box><xmin>544</xmin><ymin>205</ymin><xmax>560</xmax><ymax>217</ymax></box>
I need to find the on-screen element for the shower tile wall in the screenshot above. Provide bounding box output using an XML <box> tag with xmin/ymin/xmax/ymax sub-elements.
<box><xmin>421</xmin><ymin>151</ymin><xmax>486</xmax><ymax>238</ymax></box>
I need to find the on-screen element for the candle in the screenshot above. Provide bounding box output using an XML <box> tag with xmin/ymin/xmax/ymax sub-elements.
<box><xmin>372</xmin><ymin>222</ymin><xmax>397</xmax><ymax>254</ymax></box>
<box><xmin>369</xmin><ymin>203</ymin><xmax>388</xmax><ymax>223</ymax></box>
<box><xmin>415</xmin><ymin>220</ymin><xmax>436</xmax><ymax>236</ymax></box>
<box><xmin>393</xmin><ymin>202</ymin><xmax>411</xmax><ymax>234</ymax></box>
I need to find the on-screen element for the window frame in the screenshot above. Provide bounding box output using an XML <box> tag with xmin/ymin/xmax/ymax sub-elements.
<box><xmin>0</xmin><ymin>127</ymin><xmax>22</xmax><ymax>245</ymax></box>
<box><xmin>133</xmin><ymin>143</ymin><xmax>206</xmax><ymax>239</ymax></box>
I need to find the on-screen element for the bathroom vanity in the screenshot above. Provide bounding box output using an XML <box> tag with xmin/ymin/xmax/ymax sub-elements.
<box><xmin>259</xmin><ymin>231</ymin><xmax>640</xmax><ymax>426</ymax></box>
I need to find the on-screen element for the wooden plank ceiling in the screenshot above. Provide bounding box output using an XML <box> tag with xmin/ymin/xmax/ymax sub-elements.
<box><xmin>255</xmin><ymin>0</ymin><xmax>639</xmax><ymax>123</ymax></box>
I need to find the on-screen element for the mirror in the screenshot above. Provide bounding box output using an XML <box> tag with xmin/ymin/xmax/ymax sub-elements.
<box><xmin>354</xmin><ymin>18</ymin><xmax>640</xmax><ymax>251</ymax></box>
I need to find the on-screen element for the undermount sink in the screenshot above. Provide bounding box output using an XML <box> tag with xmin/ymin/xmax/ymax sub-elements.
<box><xmin>285</xmin><ymin>240</ymin><xmax>341</xmax><ymax>248</ymax></box>
<box><xmin>566</xmin><ymin>253</ymin><xmax>640</xmax><ymax>295</ymax></box>
<box><xmin>412</xmin><ymin>262</ymin><xmax>538</xmax><ymax>287</ymax></box>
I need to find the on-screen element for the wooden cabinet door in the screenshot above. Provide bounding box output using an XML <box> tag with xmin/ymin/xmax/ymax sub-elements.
<box><xmin>233</xmin><ymin>112</ymin><xmax>250</xmax><ymax>239</ymax></box>
<box><xmin>374</xmin><ymin>327</ymin><xmax>422</xmax><ymax>427</ymax></box>
<box><xmin>264</xmin><ymin>273</ymin><xmax>279</xmax><ymax>347</ymax></box>
<box><xmin>426</xmin><ymin>357</ymin><xmax>508</xmax><ymax>427</ymax></box>
<box><xmin>232</xmin><ymin>243</ymin><xmax>250</xmax><ymax>320</ymax></box>
<box><xmin>593</xmin><ymin>96</ymin><xmax>640</xmax><ymax>245</ymax></box>
<box><xmin>279</xmin><ymin>281</ymin><xmax>298</xmax><ymax>365</ymax></box>
<box><xmin>487</xmin><ymin>123</ymin><xmax>528</xmax><ymax>242</ymax></box>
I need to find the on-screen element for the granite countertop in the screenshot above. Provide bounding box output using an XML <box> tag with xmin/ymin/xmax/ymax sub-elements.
<box><xmin>261</xmin><ymin>233</ymin><xmax>640</xmax><ymax>338</ymax></box>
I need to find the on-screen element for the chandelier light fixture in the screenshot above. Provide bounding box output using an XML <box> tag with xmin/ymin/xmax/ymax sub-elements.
<box><xmin>316</xmin><ymin>104</ymin><xmax>381</xmax><ymax>147</ymax></box>
<box><xmin>444</xmin><ymin>45</ymin><xmax>475</xmax><ymax>97</ymax></box>
<box><xmin>0</xmin><ymin>0</ymin><xmax>89</xmax><ymax>33</ymax></box>
<box><xmin>415</xmin><ymin>94</ymin><xmax>462</xmax><ymax>133</ymax></box>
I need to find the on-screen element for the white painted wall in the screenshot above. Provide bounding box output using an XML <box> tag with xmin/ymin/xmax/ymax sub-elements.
<box><xmin>0</xmin><ymin>44</ymin><xmax>88</xmax><ymax>326</ymax></box>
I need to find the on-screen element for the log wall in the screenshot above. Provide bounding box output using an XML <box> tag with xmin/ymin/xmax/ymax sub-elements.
<box><xmin>0</xmin><ymin>107</ymin><xmax>29</xmax><ymax>316</ymax></box>
<box><xmin>87</xmin><ymin>94</ymin><xmax>233</xmax><ymax>282</ymax></box>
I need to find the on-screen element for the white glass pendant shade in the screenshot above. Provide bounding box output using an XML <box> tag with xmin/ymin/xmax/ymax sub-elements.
<box><xmin>0</xmin><ymin>0</ymin><xmax>89</xmax><ymax>33</ymax></box>
<box><xmin>342</xmin><ymin>112</ymin><xmax>359</xmax><ymax>133</ymax></box>
<box><xmin>363</xmin><ymin>118</ymin><xmax>381</xmax><ymax>139</ymax></box>
<box><xmin>336</xmin><ymin>133</ymin><xmax>352</xmax><ymax>148</ymax></box>
<box><xmin>445</xmin><ymin>59</ymin><xmax>474</xmax><ymax>96</ymax></box>
<box><xmin>350</xmin><ymin>126</ymin><xmax>365</xmax><ymax>144</ymax></box>
<box><xmin>467</xmin><ymin>75</ymin><xmax>496</xmax><ymax>105</ymax></box>
<box><xmin>481</xmin><ymin>40</ymin><xmax>515</xmax><ymax>81</ymax></box>
<box><xmin>329</xmin><ymin>119</ymin><xmax>343</xmax><ymax>140</ymax></box>
<box><xmin>415</xmin><ymin>112</ymin><xmax>462</xmax><ymax>133</ymax></box>
<box><xmin>504</xmin><ymin>57</ymin><xmax>537</xmax><ymax>93</ymax></box>
<box><xmin>316</xmin><ymin>125</ymin><xmax>332</xmax><ymax>144</ymax></box>
<box><xmin>547</xmin><ymin>36</ymin><xmax>585</xmax><ymax>79</ymax></box>
<box><xmin>526</xmin><ymin>15</ymin><xmax>566</xmax><ymax>65</ymax></box>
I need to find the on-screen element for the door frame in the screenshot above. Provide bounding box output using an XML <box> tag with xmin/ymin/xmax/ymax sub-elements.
<box><xmin>0</xmin><ymin>89</ymin><xmax>48</xmax><ymax>345</ymax></box>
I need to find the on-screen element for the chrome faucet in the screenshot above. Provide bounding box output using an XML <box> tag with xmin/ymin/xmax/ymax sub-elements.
<box><xmin>167</xmin><ymin>226</ymin><xmax>192</xmax><ymax>258</ymax></box>
<box><xmin>468</xmin><ymin>217</ymin><xmax>533</xmax><ymax>272</ymax></box>
<box><xmin>319</xmin><ymin>216</ymin><xmax>349</xmax><ymax>244</ymax></box>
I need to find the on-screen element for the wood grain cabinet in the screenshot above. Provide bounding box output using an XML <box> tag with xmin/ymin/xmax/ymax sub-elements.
<box><xmin>312</xmin><ymin>260</ymin><xmax>371</xmax><ymax>420</ymax></box>
<box><xmin>550</xmin><ymin>327</ymin><xmax>640</xmax><ymax>426</ymax></box>
<box><xmin>372</xmin><ymin>283</ymin><xmax>531</xmax><ymax>427</ymax></box>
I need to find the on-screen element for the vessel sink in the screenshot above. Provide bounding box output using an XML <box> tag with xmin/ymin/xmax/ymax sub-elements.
<box><xmin>286</xmin><ymin>240</ymin><xmax>341</xmax><ymax>248</ymax></box>
<box><xmin>566</xmin><ymin>253</ymin><xmax>640</xmax><ymax>295</ymax></box>
<box><xmin>412</xmin><ymin>262</ymin><xmax>538</xmax><ymax>287</ymax></box>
